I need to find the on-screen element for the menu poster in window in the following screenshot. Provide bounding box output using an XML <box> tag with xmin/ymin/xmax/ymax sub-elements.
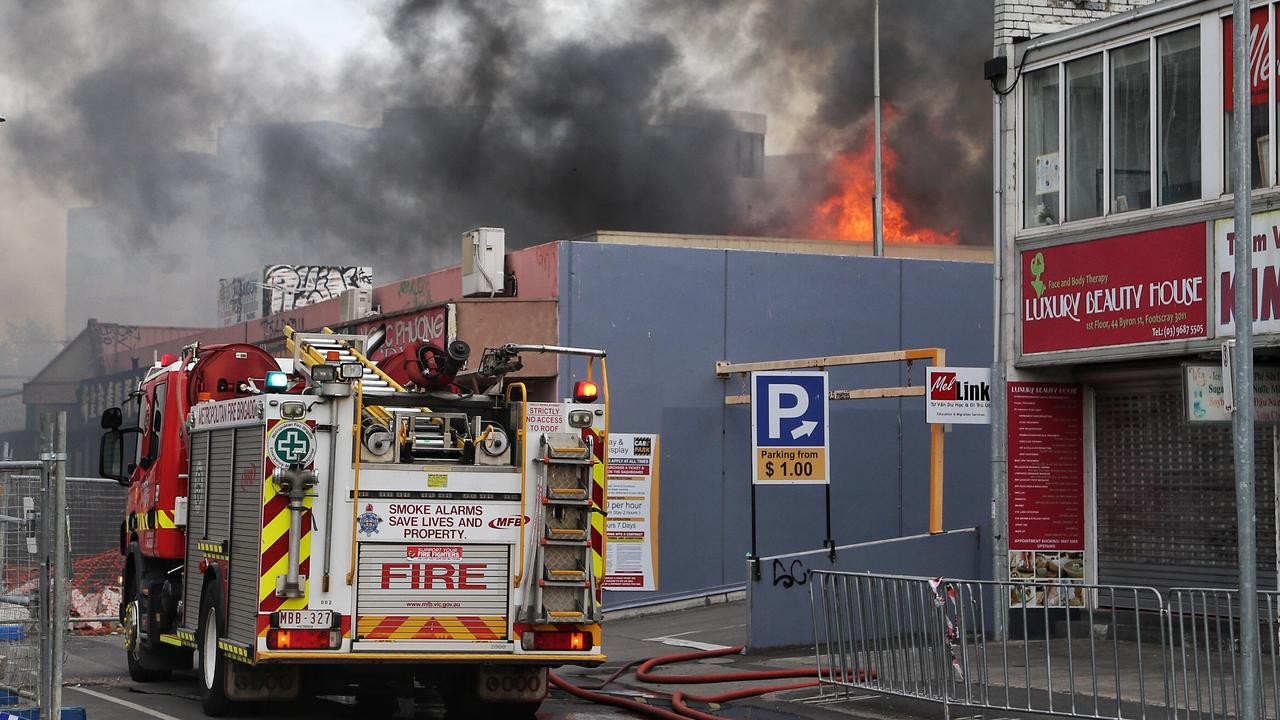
<box><xmin>603</xmin><ymin>433</ymin><xmax>659</xmax><ymax>592</ymax></box>
<box><xmin>1007</xmin><ymin>382</ymin><xmax>1086</xmax><ymax>608</ymax></box>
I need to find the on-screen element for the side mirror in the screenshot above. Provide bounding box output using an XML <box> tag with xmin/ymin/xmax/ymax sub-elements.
<box><xmin>99</xmin><ymin>429</ymin><xmax>130</xmax><ymax>486</ymax></box>
<box><xmin>100</xmin><ymin>407</ymin><xmax>122</xmax><ymax>430</ymax></box>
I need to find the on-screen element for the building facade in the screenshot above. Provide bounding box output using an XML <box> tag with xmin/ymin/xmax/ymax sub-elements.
<box><xmin>995</xmin><ymin>0</ymin><xmax>1280</xmax><ymax>597</ymax></box>
<box><xmin>35</xmin><ymin>232</ymin><xmax>993</xmax><ymax>610</ymax></box>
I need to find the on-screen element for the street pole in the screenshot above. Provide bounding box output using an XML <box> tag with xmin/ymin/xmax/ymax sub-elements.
<box><xmin>1231</xmin><ymin>1</ymin><xmax>1260</xmax><ymax>718</ymax></box>
<box><xmin>872</xmin><ymin>0</ymin><xmax>884</xmax><ymax>257</ymax></box>
<box><xmin>51</xmin><ymin>412</ymin><xmax>67</xmax><ymax>717</ymax></box>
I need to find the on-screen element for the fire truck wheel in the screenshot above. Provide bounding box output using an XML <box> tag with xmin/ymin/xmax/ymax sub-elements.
<box><xmin>123</xmin><ymin>572</ymin><xmax>170</xmax><ymax>682</ymax></box>
<box><xmin>197</xmin><ymin>586</ymin><xmax>233</xmax><ymax>717</ymax></box>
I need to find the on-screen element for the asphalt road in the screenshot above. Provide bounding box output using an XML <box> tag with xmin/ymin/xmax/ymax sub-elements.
<box><xmin>57</xmin><ymin>601</ymin><xmax>877</xmax><ymax>720</ymax></box>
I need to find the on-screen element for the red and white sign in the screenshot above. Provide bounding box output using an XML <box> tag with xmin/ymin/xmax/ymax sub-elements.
<box><xmin>354</xmin><ymin>305</ymin><xmax>449</xmax><ymax>362</ymax></box>
<box><xmin>1021</xmin><ymin>225</ymin><xmax>1208</xmax><ymax>355</ymax></box>
<box><xmin>1224</xmin><ymin>8</ymin><xmax>1271</xmax><ymax>109</ymax></box>
<box><xmin>1212</xmin><ymin>208</ymin><xmax>1280</xmax><ymax>336</ymax></box>
<box><xmin>926</xmin><ymin>367</ymin><xmax>991</xmax><ymax>424</ymax></box>
<box><xmin>1007</xmin><ymin>383</ymin><xmax>1084</xmax><ymax>552</ymax></box>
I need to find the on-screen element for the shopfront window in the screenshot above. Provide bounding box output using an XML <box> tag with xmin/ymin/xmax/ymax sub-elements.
<box><xmin>1112</xmin><ymin>42</ymin><xmax>1152</xmax><ymax>212</ymax></box>
<box><xmin>1024</xmin><ymin>66</ymin><xmax>1061</xmax><ymax>228</ymax></box>
<box><xmin>1224</xmin><ymin>8</ymin><xmax>1270</xmax><ymax>192</ymax></box>
<box><xmin>1067</xmin><ymin>54</ymin><xmax>1104</xmax><ymax>221</ymax></box>
<box><xmin>1158</xmin><ymin>27</ymin><xmax>1201</xmax><ymax>205</ymax></box>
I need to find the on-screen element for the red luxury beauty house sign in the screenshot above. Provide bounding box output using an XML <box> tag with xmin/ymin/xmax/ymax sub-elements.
<box><xmin>1021</xmin><ymin>224</ymin><xmax>1208</xmax><ymax>355</ymax></box>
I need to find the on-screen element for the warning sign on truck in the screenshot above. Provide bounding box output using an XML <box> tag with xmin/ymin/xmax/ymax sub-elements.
<box><xmin>355</xmin><ymin>500</ymin><xmax>524</xmax><ymax>543</ymax></box>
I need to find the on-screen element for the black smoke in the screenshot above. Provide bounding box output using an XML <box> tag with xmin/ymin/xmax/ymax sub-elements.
<box><xmin>0</xmin><ymin>0</ymin><xmax>992</xmax><ymax>325</ymax></box>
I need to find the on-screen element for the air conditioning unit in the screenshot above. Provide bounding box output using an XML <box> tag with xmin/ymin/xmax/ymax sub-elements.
<box><xmin>340</xmin><ymin>288</ymin><xmax>373</xmax><ymax>321</ymax></box>
<box><xmin>462</xmin><ymin>227</ymin><xmax>505</xmax><ymax>298</ymax></box>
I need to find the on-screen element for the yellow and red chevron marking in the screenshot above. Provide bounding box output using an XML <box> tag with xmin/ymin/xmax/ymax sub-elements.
<box><xmin>259</xmin><ymin>420</ymin><xmax>315</xmax><ymax>614</ymax></box>
<box><xmin>582</xmin><ymin>427</ymin><xmax>607</xmax><ymax>605</ymax></box>
<box><xmin>259</xmin><ymin>473</ymin><xmax>313</xmax><ymax>613</ymax></box>
<box><xmin>129</xmin><ymin>509</ymin><xmax>177</xmax><ymax>531</ymax></box>
<box><xmin>356</xmin><ymin>615</ymin><xmax>507</xmax><ymax>641</ymax></box>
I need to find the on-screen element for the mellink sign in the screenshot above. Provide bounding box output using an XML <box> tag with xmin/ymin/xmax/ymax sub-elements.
<box><xmin>1021</xmin><ymin>224</ymin><xmax>1208</xmax><ymax>355</ymax></box>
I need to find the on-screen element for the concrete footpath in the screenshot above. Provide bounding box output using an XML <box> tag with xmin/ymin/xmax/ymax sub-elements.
<box><xmin>59</xmin><ymin>599</ymin><xmax>944</xmax><ymax>719</ymax></box>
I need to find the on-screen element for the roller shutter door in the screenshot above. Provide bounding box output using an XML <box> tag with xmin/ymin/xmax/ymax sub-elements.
<box><xmin>1093</xmin><ymin>377</ymin><xmax>1276</xmax><ymax>594</ymax></box>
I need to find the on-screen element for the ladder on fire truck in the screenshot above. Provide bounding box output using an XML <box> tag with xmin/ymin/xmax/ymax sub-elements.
<box><xmin>284</xmin><ymin>326</ymin><xmax>400</xmax><ymax>396</ymax></box>
<box><xmin>525</xmin><ymin>432</ymin><xmax>599</xmax><ymax>624</ymax></box>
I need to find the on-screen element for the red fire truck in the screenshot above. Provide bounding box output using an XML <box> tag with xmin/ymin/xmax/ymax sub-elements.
<box><xmin>99</xmin><ymin>327</ymin><xmax>609</xmax><ymax>717</ymax></box>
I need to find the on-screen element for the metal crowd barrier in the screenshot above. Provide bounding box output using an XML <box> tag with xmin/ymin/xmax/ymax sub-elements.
<box><xmin>810</xmin><ymin>571</ymin><xmax>1276</xmax><ymax>720</ymax></box>
<box><xmin>1166</xmin><ymin>587</ymin><xmax>1280</xmax><ymax>720</ymax></box>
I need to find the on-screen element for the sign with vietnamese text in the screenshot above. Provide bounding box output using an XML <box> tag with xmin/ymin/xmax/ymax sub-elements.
<box><xmin>751</xmin><ymin>371</ymin><xmax>829</xmax><ymax>485</ymax></box>
<box><xmin>1007</xmin><ymin>382</ymin><xmax>1086</xmax><ymax>608</ymax></box>
<box><xmin>1213</xmin><ymin>208</ymin><xmax>1280</xmax><ymax>337</ymax></box>
<box><xmin>353</xmin><ymin>304</ymin><xmax>450</xmax><ymax>362</ymax></box>
<box><xmin>603</xmin><ymin>433</ymin><xmax>659</xmax><ymax>591</ymax></box>
<box><xmin>926</xmin><ymin>367</ymin><xmax>992</xmax><ymax>424</ymax></box>
<box><xmin>1021</xmin><ymin>225</ymin><xmax>1208</xmax><ymax>355</ymax></box>
<box><xmin>1184</xmin><ymin>364</ymin><xmax>1280</xmax><ymax>422</ymax></box>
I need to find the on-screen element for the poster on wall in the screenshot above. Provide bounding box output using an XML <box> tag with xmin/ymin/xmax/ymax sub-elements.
<box><xmin>1007</xmin><ymin>382</ymin><xmax>1086</xmax><ymax>608</ymax></box>
<box><xmin>217</xmin><ymin>273</ymin><xmax>262</xmax><ymax>326</ymax></box>
<box><xmin>1184</xmin><ymin>364</ymin><xmax>1280</xmax><ymax>422</ymax></box>
<box><xmin>1213</xmin><ymin>208</ymin><xmax>1280</xmax><ymax>337</ymax></box>
<box><xmin>261</xmin><ymin>265</ymin><xmax>373</xmax><ymax>316</ymax></box>
<box><xmin>603</xmin><ymin>433</ymin><xmax>659</xmax><ymax>591</ymax></box>
<box><xmin>1020</xmin><ymin>224</ymin><xmax>1207</xmax><ymax>355</ymax></box>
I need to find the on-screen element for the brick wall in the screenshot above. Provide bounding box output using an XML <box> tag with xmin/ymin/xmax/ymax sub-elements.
<box><xmin>995</xmin><ymin>0</ymin><xmax>1160</xmax><ymax>44</ymax></box>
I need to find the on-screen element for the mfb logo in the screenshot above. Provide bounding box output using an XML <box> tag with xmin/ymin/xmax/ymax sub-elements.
<box><xmin>752</xmin><ymin>371</ymin><xmax>827</xmax><ymax>447</ymax></box>
<box><xmin>488</xmin><ymin>515</ymin><xmax>530</xmax><ymax>530</ymax></box>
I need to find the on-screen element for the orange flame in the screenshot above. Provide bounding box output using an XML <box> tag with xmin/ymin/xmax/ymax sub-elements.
<box><xmin>807</xmin><ymin>122</ymin><xmax>958</xmax><ymax>245</ymax></box>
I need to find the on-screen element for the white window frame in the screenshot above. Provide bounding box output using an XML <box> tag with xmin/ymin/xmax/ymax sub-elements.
<box><xmin>1016</xmin><ymin>15</ymin><xmax>1221</xmax><ymax>233</ymax></box>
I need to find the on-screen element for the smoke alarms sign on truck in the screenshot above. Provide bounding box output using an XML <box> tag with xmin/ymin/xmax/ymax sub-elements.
<box><xmin>926</xmin><ymin>367</ymin><xmax>992</xmax><ymax>425</ymax></box>
<box><xmin>355</xmin><ymin>499</ymin><xmax>524</xmax><ymax>543</ymax></box>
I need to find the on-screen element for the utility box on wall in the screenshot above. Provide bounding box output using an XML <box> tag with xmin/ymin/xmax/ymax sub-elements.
<box><xmin>462</xmin><ymin>227</ymin><xmax>506</xmax><ymax>297</ymax></box>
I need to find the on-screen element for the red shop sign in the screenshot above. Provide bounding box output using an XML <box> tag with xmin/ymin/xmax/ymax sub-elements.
<box><xmin>1020</xmin><ymin>224</ymin><xmax>1207</xmax><ymax>355</ymax></box>
<box><xmin>1224</xmin><ymin>7</ymin><xmax>1271</xmax><ymax>109</ymax></box>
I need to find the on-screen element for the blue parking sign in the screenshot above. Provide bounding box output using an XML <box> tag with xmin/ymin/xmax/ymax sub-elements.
<box><xmin>751</xmin><ymin>371</ymin><xmax>829</xmax><ymax>484</ymax></box>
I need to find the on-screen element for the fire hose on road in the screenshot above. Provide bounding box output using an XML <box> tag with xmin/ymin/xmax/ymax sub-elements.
<box><xmin>548</xmin><ymin>644</ymin><xmax>869</xmax><ymax>720</ymax></box>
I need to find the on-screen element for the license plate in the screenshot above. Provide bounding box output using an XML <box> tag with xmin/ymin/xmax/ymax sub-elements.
<box><xmin>476</xmin><ymin>666</ymin><xmax>547</xmax><ymax>702</ymax></box>
<box><xmin>277</xmin><ymin>610</ymin><xmax>332</xmax><ymax>630</ymax></box>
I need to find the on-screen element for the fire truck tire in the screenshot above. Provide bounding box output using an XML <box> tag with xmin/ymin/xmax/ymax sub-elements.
<box><xmin>197</xmin><ymin>586</ymin><xmax>233</xmax><ymax>717</ymax></box>
<box><xmin>123</xmin><ymin>567</ymin><xmax>170</xmax><ymax>683</ymax></box>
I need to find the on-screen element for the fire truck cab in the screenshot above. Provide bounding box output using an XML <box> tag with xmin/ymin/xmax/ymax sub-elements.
<box><xmin>100</xmin><ymin>328</ymin><xmax>609</xmax><ymax>717</ymax></box>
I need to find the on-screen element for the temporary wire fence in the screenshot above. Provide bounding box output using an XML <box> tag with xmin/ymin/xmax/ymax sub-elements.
<box><xmin>811</xmin><ymin>570</ymin><xmax>1280</xmax><ymax>720</ymax></box>
<box><xmin>0</xmin><ymin>463</ymin><xmax>43</xmax><ymax>707</ymax></box>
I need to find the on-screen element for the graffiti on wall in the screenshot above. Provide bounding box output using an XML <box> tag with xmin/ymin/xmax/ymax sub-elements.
<box><xmin>261</xmin><ymin>265</ymin><xmax>373</xmax><ymax>315</ymax></box>
<box><xmin>217</xmin><ymin>273</ymin><xmax>262</xmax><ymax>326</ymax></box>
<box><xmin>354</xmin><ymin>305</ymin><xmax>449</xmax><ymax>362</ymax></box>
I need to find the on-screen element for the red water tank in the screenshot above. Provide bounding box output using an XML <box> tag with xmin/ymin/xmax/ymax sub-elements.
<box><xmin>186</xmin><ymin>344</ymin><xmax>281</xmax><ymax>405</ymax></box>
